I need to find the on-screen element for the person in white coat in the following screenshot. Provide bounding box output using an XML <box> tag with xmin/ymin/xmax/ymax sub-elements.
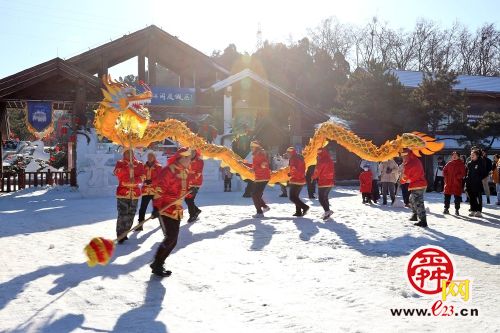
<box><xmin>379</xmin><ymin>158</ymin><xmax>400</xmax><ymax>205</ymax></box>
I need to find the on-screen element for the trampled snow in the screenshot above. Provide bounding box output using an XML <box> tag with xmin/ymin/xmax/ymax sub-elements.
<box><xmin>0</xmin><ymin>186</ymin><xmax>499</xmax><ymax>332</ymax></box>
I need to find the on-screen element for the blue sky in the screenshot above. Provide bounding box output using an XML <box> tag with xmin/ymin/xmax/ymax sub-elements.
<box><xmin>0</xmin><ymin>0</ymin><xmax>499</xmax><ymax>78</ymax></box>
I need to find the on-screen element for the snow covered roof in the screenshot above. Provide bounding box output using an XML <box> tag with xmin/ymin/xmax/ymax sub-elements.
<box><xmin>390</xmin><ymin>69</ymin><xmax>500</xmax><ymax>94</ymax></box>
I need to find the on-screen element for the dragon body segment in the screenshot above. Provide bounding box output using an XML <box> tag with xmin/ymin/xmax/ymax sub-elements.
<box><xmin>94</xmin><ymin>76</ymin><xmax>444</xmax><ymax>184</ymax></box>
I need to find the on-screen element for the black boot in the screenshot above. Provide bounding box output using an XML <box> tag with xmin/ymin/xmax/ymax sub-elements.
<box><xmin>135</xmin><ymin>220</ymin><xmax>144</xmax><ymax>232</ymax></box>
<box><xmin>293</xmin><ymin>211</ymin><xmax>302</xmax><ymax>217</ymax></box>
<box><xmin>409</xmin><ymin>213</ymin><xmax>418</xmax><ymax>221</ymax></box>
<box><xmin>302</xmin><ymin>205</ymin><xmax>310</xmax><ymax>216</ymax></box>
<box><xmin>414</xmin><ymin>217</ymin><xmax>428</xmax><ymax>228</ymax></box>
<box><xmin>443</xmin><ymin>208</ymin><xmax>450</xmax><ymax>214</ymax></box>
<box><xmin>150</xmin><ymin>245</ymin><xmax>172</xmax><ymax>277</ymax></box>
<box><xmin>117</xmin><ymin>236</ymin><xmax>128</xmax><ymax>244</ymax></box>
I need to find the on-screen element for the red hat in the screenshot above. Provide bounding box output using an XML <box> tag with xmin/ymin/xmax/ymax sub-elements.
<box><xmin>286</xmin><ymin>147</ymin><xmax>296</xmax><ymax>153</ymax></box>
<box><xmin>167</xmin><ymin>147</ymin><xmax>191</xmax><ymax>165</ymax></box>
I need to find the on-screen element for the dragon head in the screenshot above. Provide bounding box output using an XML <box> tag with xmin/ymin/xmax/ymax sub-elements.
<box><xmin>101</xmin><ymin>74</ymin><xmax>152</xmax><ymax>119</ymax></box>
<box><xmin>399</xmin><ymin>132</ymin><xmax>445</xmax><ymax>157</ymax></box>
<box><xmin>98</xmin><ymin>75</ymin><xmax>153</xmax><ymax>141</ymax></box>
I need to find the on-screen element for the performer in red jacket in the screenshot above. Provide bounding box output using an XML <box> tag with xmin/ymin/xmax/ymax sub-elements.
<box><xmin>135</xmin><ymin>151</ymin><xmax>162</xmax><ymax>231</ymax></box>
<box><xmin>359</xmin><ymin>167</ymin><xmax>373</xmax><ymax>204</ymax></box>
<box><xmin>150</xmin><ymin>147</ymin><xmax>192</xmax><ymax>277</ymax></box>
<box><xmin>400</xmin><ymin>149</ymin><xmax>428</xmax><ymax>227</ymax></box>
<box><xmin>312</xmin><ymin>147</ymin><xmax>335</xmax><ymax>220</ymax></box>
<box><xmin>443</xmin><ymin>151</ymin><xmax>466</xmax><ymax>215</ymax></box>
<box><xmin>185</xmin><ymin>149</ymin><xmax>204</xmax><ymax>223</ymax></box>
<box><xmin>286</xmin><ymin>147</ymin><xmax>309</xmax><ymax>216</ymax></box>
<box><xmin>249</xmin><ymin>141</ymin><xmax>271</xmax><ymax>218</ymax></box>
<box><xmin>113</xmin><ymin>149</ymin><xmax>145</xmax><ymax>243</ymax></box>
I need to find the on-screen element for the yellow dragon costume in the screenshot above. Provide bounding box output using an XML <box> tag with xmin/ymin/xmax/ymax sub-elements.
<box><xmin>94</xmin><ymin>75</ymin><xmax>444</xmax><ymax>184</ymax></box>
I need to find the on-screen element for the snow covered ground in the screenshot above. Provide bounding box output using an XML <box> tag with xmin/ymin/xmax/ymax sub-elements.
<box><xmin>0</xmin><ymin>185</ymin><xmax>498</xmax><ymax>333</ymax></box>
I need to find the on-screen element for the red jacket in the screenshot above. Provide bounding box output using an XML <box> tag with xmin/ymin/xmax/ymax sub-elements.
<box><xmin>443</xmin><ymin>159</ymin><xmax>466</xmax><ymax>196</ymax></box>
<box><xmin>359</xmin><ymin>170</ymin><xmax>373</xmax><ymax>193</ymax></box>
<box><xmin>400</xmin><ymin>151</ymin><xmax>428</xmax><ymax>190</ymax></box>
<box><xmin>153</xmin><ymin>162</ymin><xmax>189</xmax><ymax>220</ymax></box>
<box><xmin>288</xmin><ymin>151</ymin><xmax>306</xmax><ymax>185</ymax></box>
<box><xmin>142</xmin><ymin>160</ymin><xmax>162</xmax><ymax>196</ymax></box>
<box><xmin>188</xmin><ymin>153</ymin><xmax>204</xmax><ymax>188</ymax></box>
<box><xmin>114</xmin><ymin>159</ymin><xmax>145</xmax><ymax>199</ymax></box>
<box><xmin>312</xmin><ymin>149</ymin><xmax>335</xmax><ymax>187</ymax></box>
<box><xmin>251</xmin><ymin>149</ymin><xmax>271</xmax><ymax>182</ymax></box>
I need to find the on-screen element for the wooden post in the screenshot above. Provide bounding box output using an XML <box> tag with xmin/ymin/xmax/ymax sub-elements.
<box><xmin>148</xmin><ymin>39</ymin><xmax>157</xmax><ymax>85</ymax></box>
<box><xmin>98</xmin><ymin>56</ymin><xmax>109</xmax><ymax>82</ymax></box>
<box><xmin>70</xmin><ymin>168</ymin><xmax>77</xmax><ymax>187</ymax></box>
<box><xmin>138</xmin><ymin>54</ymin><xmax>146</xmax><ymax>82</ymax></box>
<box><xmin>47</xmin><ymin>169</ymin><xmax>53</xmax><ymax>186</ymax></box>
<box><xmin>6</xmin><ymin>174</ymin><xmax>11</xmax><ymax>192</ymax></box>
<box><xmin>19</xmin><ymin>169</ymin><xmax>25</xmax><ymax>189</ymax></box>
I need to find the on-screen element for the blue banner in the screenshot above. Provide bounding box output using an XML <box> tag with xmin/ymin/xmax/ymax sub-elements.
<box><xmin>27</xmin><ymin>101</ymin><xmax>53</xmax><ymax>132</ymax></box>
<box><xmin>150</xmin><ymin>87</ymin><xmax>195</xmax><ymax>107</ymax></box>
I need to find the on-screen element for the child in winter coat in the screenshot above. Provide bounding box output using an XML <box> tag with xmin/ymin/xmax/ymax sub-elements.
<box><xmin>359</xmin><ymin>166</ymin><xmax>373</xmax><ymax>204</ymax></box>
<box><xmin>220</xmin><ymin>166</ymin><xmax>233</xmax><ymax>192</ymax></box>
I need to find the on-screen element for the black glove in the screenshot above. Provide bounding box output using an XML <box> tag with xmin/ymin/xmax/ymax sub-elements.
<box><xmin>151</xmin><ymin>210</ymin><xmax>159</xmax><ymax>218</ymax></box>
<box><xmin>144</xmin><ymin>180</ymin><xmax>152</xmax><ymax>185</ymax></box>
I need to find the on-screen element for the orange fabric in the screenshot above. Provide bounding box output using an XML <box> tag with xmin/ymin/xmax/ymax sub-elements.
<box><xmin>443</xmin><ymin>159</ymin><xmax>466</xmax><ymax>195</ymax></box>
<box><xmin>400</xmin><ymin>151</ymin><xmax>428</xmax><ymax>190</ymax></box>
<box><xmin>251</xmin><ymin>149</ymin><xmax>271</xmax><ymax>182</ymax></box>
<box><xmin>359</xmin><ymin>170</ymin><xmax>373</xmax><ymax>193</ymax></box>
<box><xmin>312</xmin><ymin>149</ymin><xmax>335</xmax><ymax>187</ymax></box>
<box><xmin>152</xmin><ymin>162</ymin><xmax>189</xmax><ymax>220</ymax></box>
<box><xmin>113</xmin><ymin>159</ymin><xmax>145</xmax><ymax>199</ymax></box>
<box><xmin>288</xmin><ymin>151</ymin><xmax>306</xmax><ymax>185</ymax></box>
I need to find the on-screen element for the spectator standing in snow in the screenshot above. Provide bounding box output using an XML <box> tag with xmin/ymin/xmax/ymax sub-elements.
<box><xmin>465</xmin><ymin>149</ymin><xmax>487</xmax><ymax>217</ymax></box>
<box><xmin>481</xmin><ymin>150</ymin><xmax>493</xmax><ymax>204</ymax></box>
<box><xmin>359</xmin><ymin>166</ymin><xmax>373</xmax><ymax>204</ymax></box>
<box><xmin>442</xmin><ymin>151</ymin><xmax>466</xmax><ymax>215</ymax></box>
<box><xmin>492</xmin><ymin>154</ymin><xmax>500</xmax><ymax>205</ymax></box>
<box><xmin>379</xmin><ymin>158</ymin><xmax>399</xmax><ymax>205</ymax></box>
<box><xmin>220</xmin><ymin>166</ymin><xmax>233</xmax><ymax>192</ymax></box>
<box><xmin>273</xmin><ymin>154</ymin><xmax>289</xmax><ymax>197</ymax></box>
<box><xmin>360</xmin><ymin>160</ymin><xmax>380</xmax><ymax>203</ymax></box>
<box><xmin>434</xmin><ymin>156</ymin><xmax>446</xmax><ymax>192</ymax></box>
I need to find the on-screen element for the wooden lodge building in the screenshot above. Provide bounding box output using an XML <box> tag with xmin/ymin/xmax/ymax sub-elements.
<box><xmin>0</xmin><ymin>25</ymin><xmax>327</xmax><ymax>169</ymax></box>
